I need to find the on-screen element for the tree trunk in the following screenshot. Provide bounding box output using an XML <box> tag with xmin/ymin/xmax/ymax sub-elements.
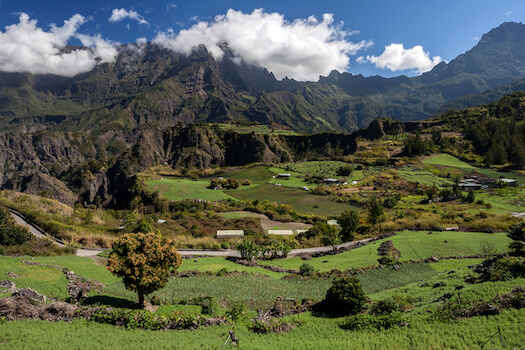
<box><xmin>138</xmin><ymin>291</ymin><xmax>145</xmax><ymax>307</ymax></box>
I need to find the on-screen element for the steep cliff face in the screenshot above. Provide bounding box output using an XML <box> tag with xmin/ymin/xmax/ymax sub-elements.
<box><xmin>79</xmin><ymin>124</ymin><xmax>364</xmax><ymax>207</ymax></box>
<box><xmin>0</xmin><ymin>132</ymin><xmax>92</xmax><ymax>203</ymax></box>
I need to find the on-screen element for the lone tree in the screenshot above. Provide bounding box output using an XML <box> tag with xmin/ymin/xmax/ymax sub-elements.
<box><xmin>338</xmin><ymin>210</ymin><xmax>360</xmax><ymax>241</ymax></box>
<box><xmin>107</xmin><ymin>232</ymin><xmax>182</xmax><ymax>306</ymax></box>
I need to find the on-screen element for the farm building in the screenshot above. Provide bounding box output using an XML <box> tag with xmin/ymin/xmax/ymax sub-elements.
<box><xmin>498</xmin><ymin>178</ymin><xmax>517</xmax><ymax>187</ymax></box>
<box><xmin>216</xmin><ymin>230</ymin><xmax>244</xmax><ymax>239</ymax></box>
<box><xmin>277</xmin><ymin>173</ymin><xmax>291</xmax><ymax>178</ymax></box>
<box><xmin>268</xmin><ymin>230</ymin><xmax>294</xmax><ymax>236</ymax></box>
<box><xmin>323</xmin><ymin>178</ymin><xmax>340</xmax><ymax>185</ymax></box>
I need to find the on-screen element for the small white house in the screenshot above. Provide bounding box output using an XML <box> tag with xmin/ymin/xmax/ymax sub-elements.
<box><xmin>216</xmin><ymin>230</ymin><xmax>244</xmax><ymax>239</ymax></box>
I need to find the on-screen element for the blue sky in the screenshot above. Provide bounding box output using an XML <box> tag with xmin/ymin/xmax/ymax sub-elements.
<box><xmin>0</xmin><ymin>0</ymin><xmax>524</xmax><ymax>80</ymax></box>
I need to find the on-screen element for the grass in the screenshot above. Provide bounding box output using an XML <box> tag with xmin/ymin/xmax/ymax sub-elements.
<box><xmin>179</xmin><ymin>257</ymin><xmax>284</xmax><ymax>279</ymax></box>
<box><xmin>227</xmin><ymin>184</ymin><xmax>357</xmax><ymax>216</ymax></box>
<box><xmin>358</xmin><ymin>262</ymin><xmax>438</xmax><ymax>294</ymax></box>
<box><xmin>1</xmin><ymin>307</ymin><xmax>523</xmax><ymax>349</ymax></box>
<box><xmin>423</xmin><ymin>154</ymin><xmax>475</xmax><ymax>169</ymax></box>
<box><xmin>147</xmin><ymin>177</ymin><xmax>235</xmax><ymax>201</ymax></box>
<box><xmin>281</xmin><ymin>161</ymin><xmax>355</xmax><ymax>178</ymax></box>
<box><xmin>0</xmin><ymin>256</ymin><xmax>69</xmax><ymax>298</ymax></box>
<box><xmin>105</xmin><ymin>274</ymin><xmax>331</xmax><ymax>310</ymax></box>
<box><xmin>424</xmin><ymin>154</ymin><xmax>525</xmax><ymax>184</ymax></box>
<box><xmin>2</xmin><ymin>247</ymin><xmax>524</xmax><ymax>349</ymax></box>
<box><xmin>268</xmin><ymin>167</ymin><xmax>313</xmax><ymax>189</ymax></box>
<box><xmin>259</xmin><ymin>230</ymin><xmax>511</xmax><ymax>272</ymax></box>
<box><xmin>476</xmin><ymin>187</ymin><xmax>525</xmax><ymax>214</ymax></box>
<box><xmin>220</xmin><ymin>166</ymin><xmax>275</xmax><ymax>184</ymax></box>
<box><xmin>397</xmin><ymin>167</ymin><xmax>453</xmax><ymax>187</ymax></box>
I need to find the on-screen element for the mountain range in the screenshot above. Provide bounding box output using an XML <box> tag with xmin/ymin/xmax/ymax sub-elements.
<box><xmin>2</xmin><ymin>21</ymin><xmax>525</xmax><ymax>205</ymax></box>
<box><xmin>2</xmin><ymin>22</ymin><xmax>525</xmax><ymax>137</ymax></box>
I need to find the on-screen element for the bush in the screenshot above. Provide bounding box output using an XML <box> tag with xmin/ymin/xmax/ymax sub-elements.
<box><xmin>507</xmin><ymin>222</ymin><xmax>525</xmax><ymax>256</ymax></box>
<box><xmin>236</xmin><ymin>239</ymin><xmax>261</xmax><ymax>260</ymax></box>
<box><xmin>324</xmin><ymin>276</ymin><xmax>367</xmax><ymax>316</ymax></box>
<box><xmin>370</xmin><ymin>297</ymin><xmax>402</xmax><ymax>316</ymax></box>
<box><xmin>220</xmin><ymin>241</ymin><xmax>230</xmax><ymax>249</ymax></box>
<box><xmin>226</xmin><ymin>303</ymin><xmax>247</xmax><ymax>322</ymax></box>
<box><xmin>242</xmin><ymin>179</ymin><xmax>252</xmax><ymax>186</ymax></box>
<box><xmin>299</xmin><ymin>263</ymin><xmax>315</xmax><ymax>277</ymax></box>
<box><xmin>340</xmin><ymin>313</ymin><xmax>403</xmax><ymax>331</ymax></box>
<box><xmin>0</xmin><ymin>208</ymin><xmax>32</xmax><ymax>246</ymax></box>
<box><xmin>478</xmin><ymin>256</ymin><xmax>525</xmax><ymax>281</ymax></box>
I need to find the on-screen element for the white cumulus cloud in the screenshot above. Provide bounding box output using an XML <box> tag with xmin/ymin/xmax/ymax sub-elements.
<box><xmin>361</xmin><ymin>43</ymin><xmax>442</xmax><ymax>74</ymax></box>
<box><xmin>109</xmin><ymin>8</ymin><xmax>149</xmax><ymax>26</ymax></box>
<box><xmin>0</xmin><ymin>13</ymin><xmax>117</xmax><ymax>77</ymax></box>
<box><xmin>153</xmin><ymin>9</ymin><xmax>372</xmax><ymax>81</ymax></box>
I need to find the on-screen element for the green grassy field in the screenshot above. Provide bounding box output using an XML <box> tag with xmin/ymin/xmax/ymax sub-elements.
<box><xmin>268</xmin><ymin>167</ymin><xmax>313</xmax><ymax>189</ymax></box>
<box><xmin>282</xmin><ymin>161</ymin><xmax>354</xmax><ymax>178</ymax></box>
<box><xmin>259</xmin><ymin>230</ymin><xmax>511</xmax><ymax>272</ymax></box>
<box><xmin>1</xmin><ymin>229</ymin><xmax>524</xmax><ymax>350</ymax></box>
<box><xmin>477</xmin><ymin>187</ymin><xmax>525</xmax><ymax>214</ymax></box>
<box><xmin>1</xmin><ymin>309</ymin><xmax>524</xmax><ymax>350</ymax></box>
<box><xmin>221</xmin><ymin>166</ymin><xmax>275</xmax><ymax>184</ymax></box>
<box><xmin>147</xmin><ymin>177</ymin><xmax>235</xmax><ymax>201</ymax></box>
<box><xmin>178</xmin><ymin>257</ymin><xmax>284</xmax><ymax>279</ymax></box>
<box><xmin>227</xmin><ymin>184</ymin><xmax>357</xmax><ymax>216</ymax></box>
<box><xmin>423</xmin><ymin>154</ymin><xmax>476</xmax><ymax>169</ymax></box>
<box><xmin>424</xmin><ymin>154</ymin><xmax>525</xmax><ymax>184</ymax></box>
<box><xmin>397</xmin><ymin>167</ymin><xmax>454</xmax><ymax>186</ymax></box>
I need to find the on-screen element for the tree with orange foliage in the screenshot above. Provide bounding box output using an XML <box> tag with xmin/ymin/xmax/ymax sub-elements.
<box><xmin>107</xmin><ymin>232</ymin><xmax>182</xmax><ymax>306</ymax></box>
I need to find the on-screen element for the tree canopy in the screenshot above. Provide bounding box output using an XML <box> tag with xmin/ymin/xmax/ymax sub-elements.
<box><xmin>107</xmin><ymin>232</ymin><xmax>182</xmax><ymax>306</ymax></box>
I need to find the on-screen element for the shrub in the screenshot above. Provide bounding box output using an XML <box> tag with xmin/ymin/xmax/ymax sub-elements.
<box><xmin>370</xmin><ymin>297</ymin><xmax>402</xmax><ymax>316</ymax></box>
<box><xmin>340</xmin><ymin>313</ymin><xmax>403</xmax><ymax>331</ymax></box>
<box><xmin>220</xmin><ymin>241</ymin><xmax>230</xmax><ymax>249</ymax></box>
<box><xmin>226</xmin><ymin>303</ymin><xmax>247</xmax><ymax>322</ymax></box>
<box><xmin>324</xmin><ymin>276</ymin><xmax>366</xmax><ymax>316</ymax></box>
<box><xmin>217</xmin><ymin>267</ymin><xmax>229</xmax><ymax>276</ymax></box>
<box><xmin>299</xmin><ymin>263</ymin><xmax>315</xmax><ymax>277</ymax></box>
<box><xmin>477</xmin><ymin>256</ymin><xmax>525</xmax><ymax>281</ymax></box>
<box><xmin>236</xmin><ymin>239</ymin><xmax>261</xmax><ymax>260</ymax></box>
<box><xmin>0</xmin><ymin>208</ymin><xmax>32</xmax><ymax>246</ymax></box>
<box><xmin>242</xmin><ymin>179</ymin><xmax>252</xmax><ymax>186</ymax></box>
<box><xmin>507</xmin><ymin>222</ymin><xmax>525</xmax><ymax>256</ymax></box>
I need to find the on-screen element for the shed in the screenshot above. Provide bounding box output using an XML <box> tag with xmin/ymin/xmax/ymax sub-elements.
<box><xmin>216</xmin><ymin>230</ymin><xmax>244</xmax><ymax>239</ymax></box>
<box><xmin>277</xmin><ymin>173</ymin><xmax>291</xmax><ymax>178</ymax></box>
<box><xmin>268</xmin><ymin>230</ymin><xmax>294</xmax><ymax>236</ymax></box>
<box><xmin>498</xmin><ymin>178</ymin><xmax>517</xmax><ymax>187</ymax></box>
<box><xmin>323</xmin><ymin>178</ymin><xmax>340</xmax><ymax>185</ymax></box>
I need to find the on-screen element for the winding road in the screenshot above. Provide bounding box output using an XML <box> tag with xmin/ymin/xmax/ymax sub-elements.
<box><xmin>7</xmin><ymin>207</ymin><xmax>374</xmax><ymax>258</ymax></box>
